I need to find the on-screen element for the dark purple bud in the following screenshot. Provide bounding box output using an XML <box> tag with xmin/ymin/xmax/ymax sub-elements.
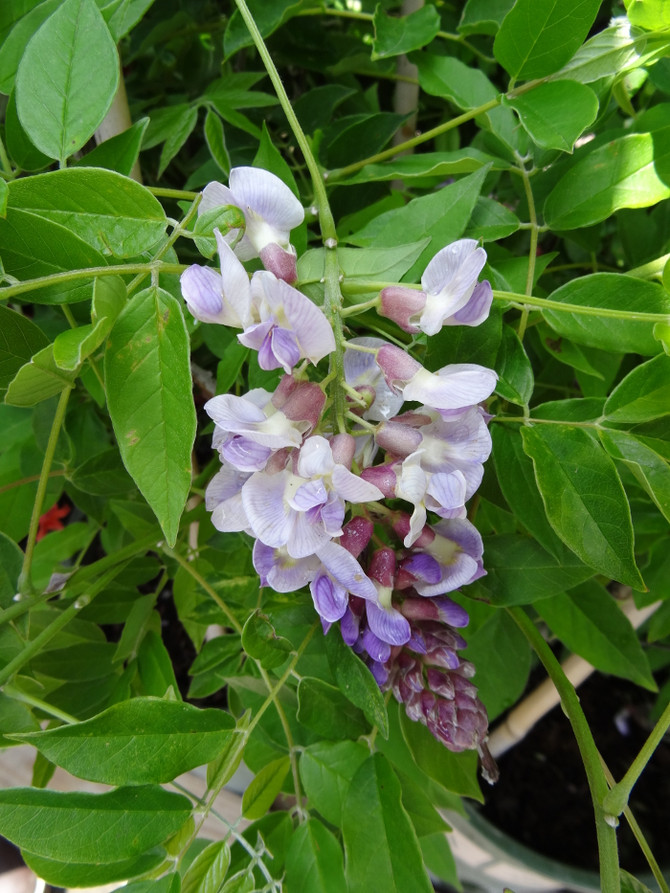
<box><xmin>340</xmin><ymin>517</ymin><xmax>374</xmax><ymax>558</ymax></box>
<box><xmin>368</xmin><ymin>547</ymin><xmax>396</xmax><ymax>588</ymax></box>
<box><xmin>360</xmin><ymin>464</ymin><xmax>397</xmax><ymax>498</ymax></box>
<box><xmin>273</xmin><ymin>377</ymin><xmax>326</xmax><ymax>431</ymax></box>
<box><xmin>393</xmin><ymin>513</ymin><xmax>435</xmax><ymax>549</ymax></box>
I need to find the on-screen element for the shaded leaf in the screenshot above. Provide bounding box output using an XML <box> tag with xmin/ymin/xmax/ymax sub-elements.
<box><xmin>105</xmin><ymin>286</ymin><xmax>196</xmax><ymax>545</ymax></box>
<box><xmin>242</xmin><ymin>756</ymin><xmax>290</xmax><ymax>820</ymax></box>
<box><xmin>342</xmin><ymin>753</ymin><xmax>433</xmax><ymax>893</ymax></box>
<box><xmin>372</xmin><ymin>5</ymin><xmax>440</xmax><ymax>60</ymax></box>
<box><xmin>521</xmin><ymin>425</ymin><xmax>644</xmax><ymax>589</ymax></box>
<box><xmin>537</xmin><ymin>581</ymin><xmax>656</xmax><ymax>689</ymax></box>
<box><xmin>285</xmin><ymin>820</ymin><xmax>346</xmax><ymax>893</ymax></box>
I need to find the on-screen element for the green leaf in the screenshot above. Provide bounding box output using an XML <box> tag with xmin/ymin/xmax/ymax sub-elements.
<box><xmin>299</xmin><ymin>741</ymin><xmax>369</xmax><ymax>827</ymax></box>
<box><xmin>8</xmin><ymin>169</ymin><xmax>167</xmax><ymax>257</ymax></box>
<box><xmin>415</xmin><ymin>54</ymin><xmax>516</xmax><ymax>148</ymax></box>
<box><xmin>103</xmin><ymin>0</ymin><xmax>156</xmax><ymax>41</ymax></box>
<box><xmin>537</xmin><ymin>581</ymin><xmax>656</xmax><ymax>689</ymax></box>
<box><xmin>223</xmin><ymin>0</ymin><xmax>307</xmax><ymax>58</ymax></box>
<box><xmin>158</xmin><ymin>105</ymin><xmax>198</xmax><ymax>178</ymax></box>
<box><xmin>604</xmin><ymin>355</ymin><xmax>670</xmax><ymax>423</ymax></box>
<box><xmin>137</xmin><ymin>629</ymin><xmax>181</xmax><ymax>698</ymax></box>
<box><xmin>599</xmin><ymin>428</ymin><xmax>670</xmax><ymax>523</ymax></box>
<box><xmin>371</xmin><ymin>4</ymin><xmax>440</xmax><ymax>60</ymax></box>
<box><xmin>0</xmin><ymin>304</ymin><xmax>49</xmax><ymax>397</ymax></box>
<box><xmin>5</xmin><ymin>343</ymin><xmax>77</xmax><ymax>407</ymax></box>
<box><xmin>505</xmin><ymin>80</ymin><xmax>598</xmax><ymax>151</ymax></box>
<box><xmin>494</xmin><ymin>0</ymin><xmax>602</xmax><ymax>81</ymax></box>
<box><xmin>491</xmin><ymin>425</ymin><xmax>569</xmax><ymax>558</ymax></box>
<box><xmin>0</xmin><ymin>210</ymin><xmax>105</xmax><ymax>304</ymax></box>
<box><xmin>399</xmin><ymin>710</ymin><xmax>483</xmax><ymax>801</ymax></box>
<box><xmin>625</xmin><ymin>0</ymin><xmax>670</xmax><ymax>29</ymax></box>
<box><xmin>297</xmin><ymin>677</ymin><xmax>370</xmax><ymax>740</ymax></box>
<box><xmin>105</xmin><ymin>286</ymin><xmax>196</xmax><ymax>545</ymax></box>
<box><xmin>397</xmin><ymin>772</ymin><xmax>450</xmax><ymax>838</ymax></box>
<box><xmin>5</xmin><ymin>90</ymin><xmax>52</xmax><ymax>172</ymax></box>
<box><xmin>521</xmin><ymin>425</ymin><xmax>644</xmax><ymax>589</ymax></box>
<box><xmin>204</xmin><ymin>109</ymin><xmax>230</xmax><ymax>176</ymax></box>
<box><xmin>0</xmin><ymin>531</ymin><xmax>24</xmax><ymax>609</ymax></box>
<box><xmin>458</xmin><ymin>0</ymin><xmax>515</xmax><ymax>36</ymax></box>
<box><xmin>22</xmin><ymin>850</ymin><xmax>166</xmax><ymax>888</ymax></box>
<box><xmin>242</xmin><ymin>756</ymin><xmax>290</xmax><ymax>820</ymax></box>
<box><xmin>0</xmin><ymin>785</ymin><xmax>191</xmax><ymax>862</ymax></box>
<box><xmin>182</xmin><ymin>841</ymin><xmax>230</xmax><ymax>893</ymax></box>
<box><xmin>122</xmin><ymin>876</ymin><xmax>180</xmax><ymax>893</ymax></box>
<box><xmin>324</xmin><ymin>631</ymin><xmax>388</xmax><ymax>737</ymax></box>
<box><xmin>554</xmin><ymin>19</ymin><xmax>648</xmax><ymax>85</ymax></box>
<box><xmin>337</xmin><ymin>150</ymin><xmax>507</xmax><ymax>186</ymax></box>
<box><xmin>342</xmin><ymin>753</ymin><xmax>433</xmax><ymax>893</ymax></box>
<box><xmin>241</xmin><ymin>610</ymin><xmax>293</xmax><ymax>669</ymax></box>
<box><xmin>542</xmin><ymin>274</ymin><xmax>670</xmax><ymax>356</ymax></box>
<box><xmin>75</xmin><ymin>118</ymin><xmax>149</xmax><ymax>177</ymax></box>
<box><xmin>12</xmin><ymin>698</ymin><xmax>235</xmax><ymax>785</ymax></box>
<box><xmin>426</xmin><ymin>304</ymin><xmax>502</xmax><ymax>371</ymax></box>
<box><xmin>285</xmin><ymin>820</ymin><xmax>347</xmax><ymax>893</ymax></box>
<box><xmin>461</xmin><ymin>609</ymin><xmax>531</xmax><ymax>720</ymax></box>
<box><xmin>0</xmin><ymin>692</ymin><xmax>40</xmax><ymax>746</ymax></box>
<box><xmin>15</xmin><ymin>0</ymin><xmax>119</xmax><ymax>161</ymax></box>
<box><xmin>349</xmin><ymin>167</ymin><xmax>489</xmax><ymax>280</ymax></box>
<box><xmin>545</xmin><ymin>132</ymin><xmax>670</xmax><ymax>230</ymax></box>
<box><xmin>464</xmin><ymin>196</ymin><xmax>520</xmax><ymax>241</ymax></box>
<box><xmin>495</xmin><ymin>324</ymin><xmax>534</xmax><ymax>406</ymax></box>
<box><xmin>481</xmin><ymin>534</ymin><xmax>593</xmax><ymax>605</ymax></box>
<box><xmin>0</xmin><ymin>0</ymin><xmax>62</xmax><ymax>96</ymax></box>
<box><xmin>69</xmin><ymin>448</ymin><xmax>135</xmax><ymax>496</ymax></box>
<box><xmin>323</xmin><ymin>112</ymin><xmax>407</xmax><ymax>170</ymax></box>
<box><xmin>53</xmin><ymin>276</ymin><xmax>126</xmax><ymax>371</ymax></box>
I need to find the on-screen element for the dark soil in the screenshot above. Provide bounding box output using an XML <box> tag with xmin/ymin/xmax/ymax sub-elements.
<box><xmin>479</xmin><ymin>672</ymin><xmax>670</xmax><ymax>875</ymax></box>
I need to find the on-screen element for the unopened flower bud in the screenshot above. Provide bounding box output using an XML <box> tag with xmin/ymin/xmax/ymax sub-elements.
<box><xmin>379</xmin><ymin>286</ymin><xmax>427</xmax><ymax>333</ymax></box>
<box><xmin>375</xmin><ymin>421</ymin><xmax>423</xmax><ymax>458</ymax></box>
<box><xmin>360</xmin><ymin>464</ymin><xmax>397</xmax><ymax>498</ymax></box>
<box><xmin>259</xmin><ymin>242</ymin><xmax>298</xmax><ymax>283</ymax></box>
<box><xmin>340</xmin><ymin>517</ymin><xmax>374</xmax><ymax>558</ymax></box>
<box><xmin>330</xmin><ymin>433</ymin><xmax>356</xmax><ymax>468</ymax></box>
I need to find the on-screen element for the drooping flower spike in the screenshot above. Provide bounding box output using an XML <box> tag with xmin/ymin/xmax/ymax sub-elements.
<box><xmin>199</xmin><ymin>166</ymin><xmax>305</xmax><ymax>282</ymax></box>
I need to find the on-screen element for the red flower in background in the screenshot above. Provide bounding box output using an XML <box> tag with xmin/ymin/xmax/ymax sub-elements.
<box><xmin>36</xmin><ymin>503</ymin><xmax>70</xmax><ymax>541</ymax></box>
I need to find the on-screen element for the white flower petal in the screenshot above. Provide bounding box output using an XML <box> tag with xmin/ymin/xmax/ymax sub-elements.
<box><xmin>242</xmin><ymin>471</ymin><xmax>291</xmax><ymax>548</ymax></box>
<box><xmin>403</xmin><ymin>365</ymin><xmax>497</xmax><ymax>410</ymax></box>
<box><xmin>229</xmin><ymin>166</ymin><xmax>305</xmax><ymax>237</ymax></box>
<box><xmin>297</xmin><ymin>436</ymin><xmax>335</xmax><ymax>479</ymax></box>
<box><xmin>287</xmin><ymin>510</ymin><xmax>333</xmax><ymax>559</ymax></box>
<box><xmin>215</xmin><ymin>232</ymin><xmax>254</xmax><ymax>328</ymax></box>
<box><xmin>331</xmin><ymin>465</ymin><xmax>383</xmax><ymax>503</ymax></box>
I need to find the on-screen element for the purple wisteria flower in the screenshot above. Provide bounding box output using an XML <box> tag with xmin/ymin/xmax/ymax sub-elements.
<box><xmin>181</xmin><ymin>233</ymin><xmax>335</xmax><ymax>373</ymax></box>
<box><xmin>199</xmin><ymin>166</ymin><xmax>305</xmax><ymax>282</ymax></box>
<box><xmin>241</xmin><ymin>435</ymin><xmax>383</xmax><ymax>559</ymax></box>
<box><xmin>205</xmin><ymin>381</ymin><xmax>324</xmax><ymax>473</ymax></box>
<box><xmin>375</xmin><ymin>343</ymin><xmax>497</xmax><ymax>411</ymax></box>
<box><xmin>379</xmin><ymin>239</ymin><xmax>493</xmax><ymax>335</ymax></box>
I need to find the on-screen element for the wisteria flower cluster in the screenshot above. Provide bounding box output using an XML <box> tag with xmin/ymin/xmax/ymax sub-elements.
<box><xmin>181</xmin><ymin>166</ymin><xmax>499</xmax><ymax>779</ymax></box>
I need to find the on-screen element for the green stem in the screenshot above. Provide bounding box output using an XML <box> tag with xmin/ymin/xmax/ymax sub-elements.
<box><xmin>0</xmin><ymin>564</ymin><xmax>128</xmax><ymax>688</ymax></box>
<box><xmin>0</xmin><ymin>470</ymin><xmax>66</xmax><ymax>496</ymax></box>
<box><xmin>19</xmin><ymin>386</ymin><xmax>72</xmax><ymax>596</ymax></box>
<box><xmin>162</xmin><ymin>546</ymin><xmax>243</xmax><ymax>634</ymax></box>
<box><xmin>3</xmin><ymin>683</ymin><xmax>77</xmax><ymax>724</ymax></box>
<box><xmin>342</xmin><ymin>279</ymin><xmax>670</xmax><ymax>322</ymax></box>
<box><xmin>515</xmin><ymin>154</ymin><xmax>538</xmax><ymax>341</ymax></box>
<box><xmin>602</xmin><ymin>699</ymin><xmax>670</xmax><ymax>819</ymax></box>
<box><xmin>0</xmin><ymin>590</ymin><xmax>58</xmax><ymax>627</ymax></box>
<box><xmin>257</xmin><ymin>663</ymin><xmax>303</xmax><ymax>812</ymax></box>
<box><xmin>508</xmin><ymin>607</ymin><xmax>620</xmax><ymax>893</ymax></box>
<box><xmin>600</xmin><ymin>759</ymin><xmax>670</xmax><ymax>893</ymax></box>
<box><xmin>234</xmin><ymin>0</ymin><xmax>348</xmax><ymax>433</ymax></box>
<box><xmin>234</xmin><ymin>0</ymin><xmax>336</xmax><ymax>242</ymax></box>
<box><xmin>0</xmin><ymin>135</ymin><xmax>13</xmax><ymax>177</ymax></box>
<box><xmin>326</xmin><ymin>98</ymin><xmax>500</xmax><ymax>181</ymax></box>
<box><xmin>0</xmin><ymin>263</ymin><xmax>186</xmax><ymax>301</ymax></box>
<box><xmin>148</xmin><ymin>187</ymin><xmax>199</xmax><ymax>200</ymax></box>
